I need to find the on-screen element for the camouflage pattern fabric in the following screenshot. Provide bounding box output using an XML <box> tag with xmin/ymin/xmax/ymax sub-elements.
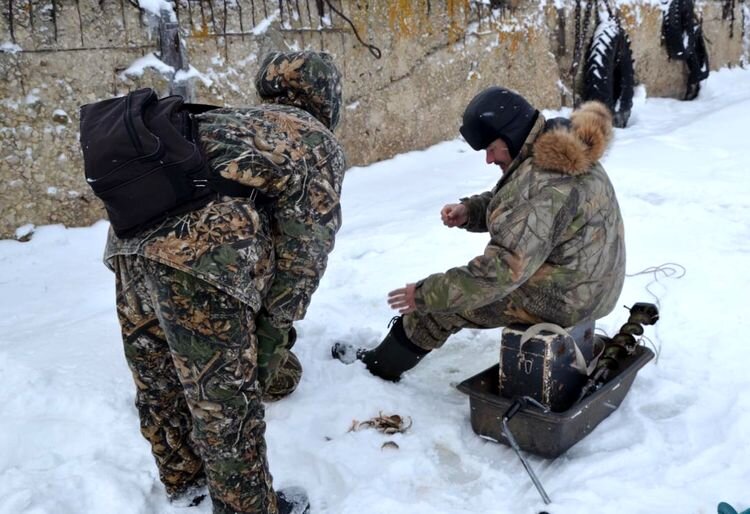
<box><xmin>102</xmin><ymin>51</ymin><xmax>346</xmax><ymax>511</ymax></box>
<box><xmin>262</xmin><ymin>351</ymin><xmax>303</xmax><ymax>403</ymax></box>
<box><xmin>411</xmin><ymin>102</ymin><xmax>625</xmax><ymax>349</ymax></box>
<box><xmin>255</xmin><ymin>314</ymin><xmax>302</xmax><ymax>401</ymax></box>
<box><xmin>404</xmin><ymin>296</ymin><xmax>538</xmax><ymax>350</ymax></box>
<box><xmin>104</xmin><ymin>105</ymin><xmax>346</xmax><ymax>332</ymax></box>
<box><xmin>196</xmin><ymin>104</ymin><xmax>345</xmax><ymax>330</ymax></box>
<box><xmin>256</xmin><ymin>51</ymin><xmax>342</xmax><ymax>131</ymax></box>
<box><xmin>114</xmin><ymin>255</ymin><xmax>278</xmax><ymax>513</ymax></box>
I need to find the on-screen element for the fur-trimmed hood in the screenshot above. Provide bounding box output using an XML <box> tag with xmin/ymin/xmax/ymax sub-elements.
<box><xmin>532</xmin><ymin>101</ymin><xmax>613</xmax><ymax>176</ymax></box>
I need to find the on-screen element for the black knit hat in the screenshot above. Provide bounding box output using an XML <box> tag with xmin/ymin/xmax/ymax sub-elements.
<box><xmin>459</xmin><ymin>86</ymin><xmax>539</xmax><ymax>158</ymax></box>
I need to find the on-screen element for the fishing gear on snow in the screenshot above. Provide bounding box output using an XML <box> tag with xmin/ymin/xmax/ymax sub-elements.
<box><xmin>576</xmin><ymin>303</ymin><xmax>659</xmax><ymax>403</ymax></box>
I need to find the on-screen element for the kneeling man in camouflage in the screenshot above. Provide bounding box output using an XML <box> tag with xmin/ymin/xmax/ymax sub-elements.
<box><xmin>335</xmin><ymin>87</ymin><xmax>625</xmax><ymax>382</ymax></box>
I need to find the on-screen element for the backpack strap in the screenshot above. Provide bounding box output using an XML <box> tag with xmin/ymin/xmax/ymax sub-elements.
<box><xmin>183</xmin><ymin>102</ymin><xmax>221</xmax><ymax>114</ymax></box>
<box><xmin>183</xmin><ymin>102</ymin><xmax>257</xmax><ymax>199</ymax></box>
<box><xmin>203</xmin><ymin>175</ymin><xmax>259</xmax><ymax>198</ymax></box>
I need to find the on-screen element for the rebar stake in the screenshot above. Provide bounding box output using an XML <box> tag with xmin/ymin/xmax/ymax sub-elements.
<box><xmin>501</xmin><ymin>399</ymin><xmax>552</xmax><ymax>505</ymax></box>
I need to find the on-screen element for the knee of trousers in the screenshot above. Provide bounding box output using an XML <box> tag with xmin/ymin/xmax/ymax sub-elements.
<box><xmin>402</xmin><ymin>311</ymin><xmax>466</xmax><ymax>351</ymax></box>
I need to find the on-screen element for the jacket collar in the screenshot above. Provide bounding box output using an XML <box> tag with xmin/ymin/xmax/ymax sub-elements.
<box><xmin>531</xmin><ymin>101</ymin><xmax>613</xmax><ymax>176</ymax></box>
<box><xmin>494</xmin><ymin>100</ymin><xmax>614</xmax><ymax>188</ymax></box>
<box><xmin>496</xmin><ymin>114</ymin><xmax>547</xmax><ymax>187</ymax></box>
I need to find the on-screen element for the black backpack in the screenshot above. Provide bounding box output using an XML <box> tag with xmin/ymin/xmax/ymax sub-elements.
<box><xmin>79</xmin><ymin>88</ymin><xmax>252</xmax><ymax>238</ymax></box>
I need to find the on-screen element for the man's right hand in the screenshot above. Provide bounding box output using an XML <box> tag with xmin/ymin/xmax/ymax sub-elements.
<box><xmin>440</xmin><ymin>203</ymin><xmax>468</xmax><ymax>227</ymax></box>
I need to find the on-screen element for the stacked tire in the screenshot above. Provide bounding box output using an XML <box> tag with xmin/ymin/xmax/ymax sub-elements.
<box><xmin>662</xmin><ymin>0</ymin><xmax>710</xmax><ymax>100</ymax></box>
<box><xmin>583</xmin><ymin>19</ymin><xmax>635</xmax><ymax>128</ymax></box>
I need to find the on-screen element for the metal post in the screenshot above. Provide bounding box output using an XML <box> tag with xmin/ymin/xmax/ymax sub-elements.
<box><xmin>501</xmin><ymin>398</ymin><xmax>552</xmax><ymax>505</ymax></box>
<box><xmin>158</xmin><ymin>9</ymin><xmax>194</xmax><ymax>101</ymax></box>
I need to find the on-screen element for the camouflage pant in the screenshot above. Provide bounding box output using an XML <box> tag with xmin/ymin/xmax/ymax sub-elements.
<box><xmin>113</xmin><ymin>255</ymin><xmax>301</xmax><ymax>514</ymax></box>
<box><xmin>404</xmin><ymin>295</ymin><xmax>544</xmax><ymax>351</ymax></box>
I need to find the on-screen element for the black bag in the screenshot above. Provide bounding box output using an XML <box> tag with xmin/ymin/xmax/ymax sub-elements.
<box><xmin>79</xmin><ymin>88</ymin><xmax>252</xmax><ymax>238</ymax></box>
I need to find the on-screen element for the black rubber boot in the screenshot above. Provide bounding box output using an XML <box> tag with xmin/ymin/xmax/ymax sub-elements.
<box><xmin>332</xmin><ymin>317</ymin><xmax>430</xmax><ymax>382</ymax></box>
<box><xmin>277</xmin><ymin>486</ymin><xmax>310</xmax><ymax>514</ymax></box>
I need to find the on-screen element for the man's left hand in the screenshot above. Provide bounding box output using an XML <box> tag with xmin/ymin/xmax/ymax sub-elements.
<box><xmin>388</xmin><ymin>283</ymin><xmax>417</xmax><ymax>314</ymax></box>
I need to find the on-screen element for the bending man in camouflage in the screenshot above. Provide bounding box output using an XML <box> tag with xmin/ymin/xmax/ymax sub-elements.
<box><xmin>334</xmin><ymin>87</ymin><xmax>625</xmax><ymax>382</ymax></box>
<box><xmin>105</xmin><ymin>51</ymin><xmax>345</xmax><ymax>513</ymax></box>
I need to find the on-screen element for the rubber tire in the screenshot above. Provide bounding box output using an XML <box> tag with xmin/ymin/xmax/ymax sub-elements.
<box><xmin>583</xmin><ymin>21</ymin><xmax>635</xmax><ymax>129</ymax></box>
<box><xmin>684</xmin><ymin>22</ymin><xmax>710</xmax><ymax>100</ymax></box>
<box><xmin>662</xmin><ymin>0</ymin><xmax>710</xmax><ymax>100</ymax></box>
<box><xmin>663</xmin><ymin>0</ymin><xmax>695</xmax><ymax>60</ymax></box>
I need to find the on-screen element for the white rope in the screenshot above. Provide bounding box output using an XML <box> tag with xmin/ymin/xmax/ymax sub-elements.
<box><xmin>625</xmin><ymin>262</ymin><xmax>686</xmax><ymax>310</ymax></box>
<box><xmin>638</xmin><ymin>334</ymin><xmax>661</xmax><ymax>364</ymax></box>
<box><xmin>623</xmin><ymin>262</ymin><xmax>683</xmax><ymax>364</ymax></box>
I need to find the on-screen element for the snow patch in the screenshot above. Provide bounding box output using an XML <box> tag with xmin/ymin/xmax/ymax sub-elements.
<box><xmin>136</xmin><ymin>0</ymin><xmax>175</xmax><ymax>19</ymax></box>
<box><xmin>120</xmin><ymin>53</ymin><xmax>174</xmax><ymax>79</ymax></box>
<box><xmin>25</xmin><ymin>89</ymin><xmax>42</xmax><ymax>105</ymax></box>
<box><xmin>251</xmin><ymin>11</ymin><xmax>280</xmax><ymax>35</ymax></box>
<box><xmin>284</xmin><ymin>41</ymin><xmax>301</xmax><ymax>52</ymax></box>
<box><xmin>174</xmin><ymin>65</ymin><xmax>213</xmax><ymax>87</ymax></box>
<box><xmin>1</xmin><ymin>42</ymin><xmax>22</xmax><ymax>53</ymax></box>
<box><xmin>556</xmin><ymin>79</ymin><xmax>572</xmax><ymax>96</ymax></box>
<box><xmin>14</xmin><ymin>223</ymin><xmax>35</xmax><ymax>239</ymax></box>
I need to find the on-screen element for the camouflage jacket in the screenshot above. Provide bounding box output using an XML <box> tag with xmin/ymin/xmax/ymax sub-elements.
<box><xmin>105</xmin><ymin>52</ymin><xmax>345</xmax><ymax>330</ymax></box>
<box><xmin>414</xmin><ymin>102</ymin><xmax>626</xmax><ymax>326</ymax></box>
<box><xmin>104</xmin><ymin>105</ymin><xmax>345</xmax><ymax>329</ymax></box>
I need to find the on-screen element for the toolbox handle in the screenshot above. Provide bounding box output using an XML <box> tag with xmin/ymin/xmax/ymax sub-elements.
<box><xmin>519</xmin><ymin>323</ymin><xmax>571</xmax><ymax>350</ymax></box>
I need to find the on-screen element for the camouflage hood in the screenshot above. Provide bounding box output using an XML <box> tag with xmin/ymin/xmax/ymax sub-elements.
<box><xmin>532</xmin><ymin>101</ymin><xmax>613</xmax><ymax>176</ymax></box>
<box><xmin>255</xmin><ymin>51</ymin><xmax>343</xmax><ymax>131</ymax></box>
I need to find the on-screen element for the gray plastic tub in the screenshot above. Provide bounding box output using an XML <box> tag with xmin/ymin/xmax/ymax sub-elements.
<box><xmin>457</xmin><ymin>346</ymin><xmax>654</xmax><ymax>458</ymax></box>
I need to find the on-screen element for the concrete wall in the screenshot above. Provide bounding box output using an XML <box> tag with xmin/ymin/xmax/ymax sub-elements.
<box><xmin>0</xmin><ymin>0</ymin><xmax>744</xmax><ymax>238</ymax></box>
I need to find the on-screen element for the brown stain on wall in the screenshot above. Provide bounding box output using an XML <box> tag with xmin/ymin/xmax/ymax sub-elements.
<box><xmin>387</xmin><ymin>0</ymin><xmax>416</xmax><ymax>37</ymax></box>
<box><xmin>497</xmin><ymin>26</ymin><xmax>538</xmax><ymax>54</ymax></box>
<box><xmin>192</xmin><ymin>22</ymin><xmax>211</xmax><ymax>39</ymax></box>
<box><xmin>447</xmin><ymin>0</ymin><xmax>470</xmax><ymax>44</ymax></box>
<box><xmin>618</xmin><ymin>4</ymin><xmax>639</xmax><ymax>31</ymax></box>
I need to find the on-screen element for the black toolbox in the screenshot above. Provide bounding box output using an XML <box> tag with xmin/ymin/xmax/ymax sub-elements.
<box><xmin>499</xmin><ymin>321</ymin><xmax>597</xmax><ymax>413</ymax></box>
<box><xmin>457</xmin><ymin>345</ymin><xmax>654</xmax><ymax>459</ymax></box>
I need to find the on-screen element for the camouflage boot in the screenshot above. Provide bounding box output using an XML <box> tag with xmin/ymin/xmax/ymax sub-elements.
<box><xmin>262</xmin><ymin>351</ymin><xmax>303</xmax><ymax>402</ymax></box>
<box><xmin>331</xmin><ymin>317</ymin><xmax>430</xmax><ymax>382</ymax></box>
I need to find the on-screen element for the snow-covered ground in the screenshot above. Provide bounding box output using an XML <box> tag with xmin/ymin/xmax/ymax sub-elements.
<box><xmin>2</xmin><ymin>67</ymin><xmax>750</xmax><ymax>514</ymax></box>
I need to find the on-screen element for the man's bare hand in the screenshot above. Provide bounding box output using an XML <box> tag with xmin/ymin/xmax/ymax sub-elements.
<box><xmin>388</xmin><ymin>284</ymin><xmax>417</xmax><ymax>314</ymax></box>
<box><xmin>440</xmin><ymin>203</ymin><xmax>468</xmax><ymax>227</ymax></box>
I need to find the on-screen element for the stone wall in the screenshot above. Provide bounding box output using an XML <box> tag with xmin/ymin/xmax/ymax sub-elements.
<box><xmin>0</xmin><ymin>0</ymin><xmax>744</xmax><ymax>238</ymax></box>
